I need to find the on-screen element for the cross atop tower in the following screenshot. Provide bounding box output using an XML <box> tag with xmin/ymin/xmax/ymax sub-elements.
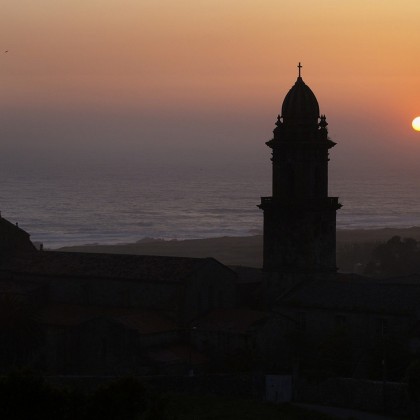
<box><xmin>297</xmin><ymin>62</ymin><xmax>302</xmax><ymax>77</ymax></box>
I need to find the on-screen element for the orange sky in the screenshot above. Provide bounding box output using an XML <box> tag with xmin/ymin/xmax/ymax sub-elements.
<box><xmin>1</xmin><ymin>0</ymin><xmax>419</xmax><ymax>175</ymax></box>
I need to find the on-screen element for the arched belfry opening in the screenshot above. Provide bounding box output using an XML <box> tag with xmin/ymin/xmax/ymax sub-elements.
<box><xmin>258</xmin><ymin>64</ymin><xmax>341</xmax><ymax>274</ymax></box>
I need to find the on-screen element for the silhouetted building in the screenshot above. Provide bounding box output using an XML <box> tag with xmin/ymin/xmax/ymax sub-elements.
<box><xmin>0</xmin><ymin>251</ymin><xmax>236</xmax><ymax>325</ymax></box>
<box><xmin>0</xmin><ymin>214</ymin><xmax>36</xmax><ymax>258</ymax></box>
<box><xmin>0</xmin><ymin>219</ymin><xmax>238</xmax><ymax>374</ymax></box>
<box><xmin>259</xmin><ymin>64</ymin><xmax>341</xmax><ymax>304</ymax></box>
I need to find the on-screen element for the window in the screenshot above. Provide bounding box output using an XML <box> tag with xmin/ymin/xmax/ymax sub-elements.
<box><xmin>296</xmin><ymin>312</ymin><xmax>306</xmax><ymax>331</ymax></box>
<box><xmin>208</xmin><ymin>285</ymin><xmax>215</xmax><ymax>310</ymax></box>
<box><xmin>288</xmin><ymin>168</ymin><xmax>295</xmax><ymax>197</ymax></box>
<box><xmin>101</xmin><ymin>338</ymin><xmax>108</xmax><ymax>362</ymax></box>
<box><xmin>377</xmin><ymin>318</ymin><xmax>389</xmax><ymax>336</ymax></box>
<box><xmin>217</xmin><ymin>291</ymin><xmax>223</xmax><ymax>308</ymax></box>
<box><xmin>314</xmin><ymin>166</ymin><xmax>322</xmax><ymax>197</ymax></box>
<box><xmin>335</xmin><ymin>315</ymin><xmax>346</xmax><ymax>329</ymax></box>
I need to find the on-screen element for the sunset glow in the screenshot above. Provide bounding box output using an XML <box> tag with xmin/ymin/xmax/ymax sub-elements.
<box><xmin>1</xmin><ymin>0</ymin><xmax>420</xmax><ymax>175</ymax></box>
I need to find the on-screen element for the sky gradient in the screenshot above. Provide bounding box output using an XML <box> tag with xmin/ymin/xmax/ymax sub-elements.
<box><xmin>1</xmin><ymin>0</ymin><xmax>419</xmax><ymax>177</ymax></box>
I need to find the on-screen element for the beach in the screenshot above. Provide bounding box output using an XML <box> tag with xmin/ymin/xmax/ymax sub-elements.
<box><xmin>58</xmin><ymin>227</ymin><xmax>420</xmax><ymax>268</ymax></box>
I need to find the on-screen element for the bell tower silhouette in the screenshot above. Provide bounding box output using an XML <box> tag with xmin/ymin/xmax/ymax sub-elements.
<box><xmin>259</xmin><ymin>64</ymin><xmax>341</xmax><ymax>276</ymax></box>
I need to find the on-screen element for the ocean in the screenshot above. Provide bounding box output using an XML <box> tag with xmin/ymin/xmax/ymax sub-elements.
<box><xmin>1</xmin><ymin>163</ymin><xmax>419</xmax><ymax>249</ymax></box>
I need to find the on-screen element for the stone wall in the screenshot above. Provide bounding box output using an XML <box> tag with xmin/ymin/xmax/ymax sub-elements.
<box><xmin>46</xmin><ymin>373</ymin><xmax>263</xmax><ymax>398</ymax></box>
<box><xmin>46</xmin><ymin>374</ymin><xmax>410</xmax><ymax>415</ymax></box>
<box><xmin>48</xmin><ymin>277</ymin><xmax>179</xmax><ymax>310</ymax></box>
<box><xmin>182</xmin><ymin>260</ymin><xmax>236</xmax><ymax>323</ymax></box>
<box><xmin>295</xmin><ymin>377</ymin><xmax>408</xmax><ymax>416</ymax></box>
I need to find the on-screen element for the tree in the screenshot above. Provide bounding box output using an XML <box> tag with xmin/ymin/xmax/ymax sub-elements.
<box><xmin>365</xmin><ymin>236</ymin><xmax>420</xmax><ymax>277</ymax></box>
<box><xmin>87</xmin><ymin>377</ymin><xmax>168</xmax><ymax>420</ymax></box>
<box><xmin>0</xmin><ymin>370</ymin><xmax>69</xmax><ymax>420</ymax></box>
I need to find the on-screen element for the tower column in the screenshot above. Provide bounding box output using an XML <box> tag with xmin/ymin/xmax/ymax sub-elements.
<box><xmin>259</xmin><ymin>65</ymin><xmax>341</xmax><ymax>275</ymax></box>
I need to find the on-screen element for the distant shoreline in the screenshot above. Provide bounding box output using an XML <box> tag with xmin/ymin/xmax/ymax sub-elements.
<box><xmin>336</xmin><ymin>226</ymin><xmax>420</xmax><ymax>244</ymax></box>
<box><xmin>56</xmin><ymin>226</ymin><xmax>420</xmax><ymax>268</ymax></box>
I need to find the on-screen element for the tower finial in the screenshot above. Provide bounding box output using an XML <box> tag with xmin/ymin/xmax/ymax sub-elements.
<box><xmin>297</xmin><ymin>62</ymin><xmax>302</xmax><ymax>78</ymax></box>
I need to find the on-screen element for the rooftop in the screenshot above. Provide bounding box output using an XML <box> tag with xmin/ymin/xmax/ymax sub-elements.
<box><xmin>1</xmin><ymin>251</ymin><xmax>217</xmax><ymax>283</ymax></box>
<box><xmin>281</xmin><ymin>277</ymin><xmax>420</xmax><ymax>315</ymax></box>
<box><xmin>40</xmin><ymin>303</ymin><xmax>177</xmax><ymax>333</ymax></box>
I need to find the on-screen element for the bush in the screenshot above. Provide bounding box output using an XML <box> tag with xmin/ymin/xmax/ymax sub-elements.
<box><xmin>0</xmin><ymin>370</ymin><xmax>69</xmax><ymax>420</ymax></box>
<box><xmin>0</xmin><ymin>371</ymin><xmax>167</xmax><ymax>420</ymax></box>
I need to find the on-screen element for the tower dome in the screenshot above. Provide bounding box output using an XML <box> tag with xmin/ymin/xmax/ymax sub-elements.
<box><xmin>281</xmin><ymin>63</ymin><xmax>319</xmax><ymax>123</ymax></box>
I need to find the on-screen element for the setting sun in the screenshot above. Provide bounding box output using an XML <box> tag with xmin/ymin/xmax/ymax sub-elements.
<box><xmin>412</xmin><ymin>117</ymin><xmax>420</xmax><ymax>131</ymax></box>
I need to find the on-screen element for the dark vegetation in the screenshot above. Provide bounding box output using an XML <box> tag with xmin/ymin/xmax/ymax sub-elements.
<box><xmin>166</xmin><ymin>394</ymin><xmax>334</xmax><ymax>419</ymax></box>
<box><xmin>0</xmin><ymin>372</ymin><xmax>166</xmax><ymax>420</ymax></box>
<box><xmin>337</xmin><ymin>235</ymin><xmax>420</xmax><ymax>277</ymax></box>
<box><xmin>0</xmin><ymin>371</ymin><xmax>334</xmax><ymax>420</ymax></box>
<box><xmin>336</xmin><ymin>242</ymin><xmax>378</xmax><ymax>273</ymax></box>
<box><xmin>365</xmin><ymin>236</ymin><xmax>420</xmax><ymax>278</ymax></box>
<box><xmin>291</xmin><ymin>326</ymin><xmax>410</xmax><ymax>382</ymax></box>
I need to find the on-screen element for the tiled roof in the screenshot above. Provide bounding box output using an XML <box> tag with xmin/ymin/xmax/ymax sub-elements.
<box><xmin>0</xmin><ymin>279</ymin><xmax>45</xmax><ymax>294</ymax></box>
<box><xmin>40</xmin><ymin>303</ymin><xmax>99</xmax><ymax>326</ymax></box>
<box><xmin>0</xmin><ymin>216</ymin><xmax>36</xmax><ymax>253</ymax></box>
<box><xmin>194</xmin><ymin>308</ymin><xmax>269</xmax><ymax>333</ymax></box>
<box><xmin>369</xmin><ymin>273</ymin><xmax>420</xmax><ymax>284</ymax></box>
<box><xmin>114</xmin><ymin>312</ymin><xmax>177</xmax><ymax>334</ymax></box>
<box><xmin>148</xmin><ymin>345</ymin><xmax>207</xmax><ymax>364</ymax></box>
<box><xmin>281</xmin><ymin>278</ymin><xmax>420</xmax><ymax>315</ymax></box>
<box><xmin>39</xmin><ymin>303</ymin><xmax>177</xmax><ymax>333</ymax></box>
<box><xmin>1</xmin><ymin>251</ymin><xmax>213</xmax><ymax>283</ymax></box>
<box><xmin>0</xmin><ymin>217</ymin><xmax>30</xmax><ymax>236</ymax></box>
<box><xmin>229</xmin><ymin>266</ymin><xmax>262</xmax><ymax>284</ymax></box>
